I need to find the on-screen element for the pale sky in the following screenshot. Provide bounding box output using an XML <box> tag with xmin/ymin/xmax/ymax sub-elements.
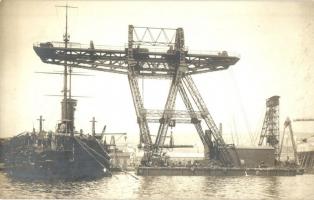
<box><xmin>1</xmin><ymin>0</ymin><xmax>314</xmax><ymax>148</ymax></box>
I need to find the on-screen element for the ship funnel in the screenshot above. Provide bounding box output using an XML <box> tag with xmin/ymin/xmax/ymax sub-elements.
<box><xmin>61</xmin><ymin>98</ymin><xmax>77</xmax><ymax>134</ymax></box>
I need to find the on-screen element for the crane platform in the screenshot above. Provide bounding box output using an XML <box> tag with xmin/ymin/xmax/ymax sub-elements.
<box><xmin>33</xmin><ymin>42</ymin><xmax>239</xmax><ymax>78</ymax></box>
<box><xmin>136</xmin><ymin>166</ymin><xmax>301</xmax><ymax>176</ymax></box>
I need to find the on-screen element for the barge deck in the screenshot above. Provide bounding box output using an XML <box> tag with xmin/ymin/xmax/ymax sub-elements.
<box><xmin>136</xmin><ymin>166</ymin><xmax>303</xmax><ymax>176</ymax></box>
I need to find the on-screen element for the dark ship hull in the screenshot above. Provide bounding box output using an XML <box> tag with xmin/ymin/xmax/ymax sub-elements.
<box><xmin>3</xmin><ymin>134</ymin><xmax>111</xmax><ymax>180</ymax></box>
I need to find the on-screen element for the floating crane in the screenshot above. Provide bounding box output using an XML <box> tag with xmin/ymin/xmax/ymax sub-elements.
<box><xmin>33</xmin><ymin>25</ymin><xmax>240</xmax><ymax>167</ymax></box>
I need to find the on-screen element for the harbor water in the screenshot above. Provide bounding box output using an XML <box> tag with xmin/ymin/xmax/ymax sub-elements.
<box><xmin>0</xmin><ymin>172</ymin><xmax>313</xmax><ymax>199</ymax></box>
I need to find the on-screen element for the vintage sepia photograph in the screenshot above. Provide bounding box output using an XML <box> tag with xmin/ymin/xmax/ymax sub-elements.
<box><xmin>0</xmin><ymin>0</ymin><xmax>313</xmax><ymax>199</ymax></box>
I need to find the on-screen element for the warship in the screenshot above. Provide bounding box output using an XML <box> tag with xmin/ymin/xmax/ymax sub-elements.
<box><xmin>2</xmin><ymin>5</ymin><xmax>111</xmax><ymax>180</ymax></box>
<box><xmin>3</xmin><ymin>126</ymin><xmax>112</xmax><ymax>180</ymax></box>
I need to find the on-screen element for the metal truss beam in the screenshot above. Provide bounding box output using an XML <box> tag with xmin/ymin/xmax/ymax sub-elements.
<box><xmin>182</xmin><ymin>74</ymin><xmax>235</xmax><ymax>166</ymax></box>
<box><xmin>141</xmin><ymin>109</ymin><xmax>207</xmax><ymax>119</ymax></box>
<box><xmin>132</xmin><ymin>26</ymin><xmax>177</xmax><ymax>47</ymax></box>
<box><xmin>146</xmin><ymin>119</ymin><xmax>193</xmax><ymax>124</ymax></box>
<box><xmin>154</xmin><ymin>28</ymin><xmax>186</xmax><ymax>149</ymax></box>
<box><xmin>154</xmin><ymin>70</ymin><xmax>183</xmax><ymax>148</ymax></box>
<box><xmin>178</xmin><ymin>82</ymin><xmax>207</xmax><ymax>146</ymax></box>
<box><xmin>128</xmin><ymin>25</ymin><xmax>152</xmax><ymax>148</ymax></box>
<box><xmin>33</xmin><ymin>45</ymin><xmax>239</xmax><ymax>77</ymax></box>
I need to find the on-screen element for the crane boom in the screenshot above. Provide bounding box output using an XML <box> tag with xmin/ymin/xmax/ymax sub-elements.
<box><xmin>33</xmin><ymin>43</ymin><xmax>238</xmax><ymax>78</ymax></box>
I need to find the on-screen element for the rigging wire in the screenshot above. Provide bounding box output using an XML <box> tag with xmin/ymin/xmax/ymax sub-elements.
<box><xmin>228</xmin><ymin>68</ymin><xmax>254</xmax><ymax>145</ymax></box>
<box><xmin>142</xmin><ymin>77</ymin><xmax>144</xmax><ymax>105</ymax></box>
<box><xmin>54</xmin><ymin>6</ymin><xmax>63</xmax><ymax>40</ymax></box>
<box><xmin>54</xmin><ymin>0</ymin><xmax>79</xmax><ymax>43</ymax></box>
<box><xmin>232</xmin><ymin>116</ymin><xmax>239</xmax><ymax>145</ymax></box>
<box><xmin>168</xmin><ymin>126</ymin><xmax>174</xmax><ymax>152</ymax></box>
<box><xmin>252</xmin><ymin>105</ymin><xmax>265</xmax><ymax>145</ymax></box>
<box><xmin>229</xmin><ymin>122</ymin><xmax>236</xmax><ymax>145</ymax></box>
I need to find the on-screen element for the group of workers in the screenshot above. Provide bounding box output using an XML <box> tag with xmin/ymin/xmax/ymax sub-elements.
<box><xmin>24</xmin><ymin>131</ymin><xmax>53</xmax><ymax>149</ymax></box>
<box><xmin>8</xmin><ymin>130</ymin><xmax>62</xmax><ymax>151</ymax></box>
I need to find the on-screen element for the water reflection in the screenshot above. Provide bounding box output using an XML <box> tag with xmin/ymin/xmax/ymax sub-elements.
<box><xmin>136</xmin><ymin>176</ymin><xmax>278</xmax><ymax>199</ymax></box>
<box><xmin>0</xmin><ymin>172</ymin><xmax>313</xmax><ymax>199</ymax></box>
<box><xmin>263</xmin><ymin>177</ymin><xmax>280</xmax><ymax>199</ymax></box>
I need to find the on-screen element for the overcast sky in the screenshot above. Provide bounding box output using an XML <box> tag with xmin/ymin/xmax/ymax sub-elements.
<box><xmin>1</xmin><ymin>0</ymin><xmax>314</xmax><ymax>148</ymax></box>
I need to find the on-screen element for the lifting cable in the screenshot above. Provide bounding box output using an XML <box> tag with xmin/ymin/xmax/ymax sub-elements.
<box><xmin>142</xmin><ymin>77</ymin><xmax>144</xmax><ymax>104</ymax></box>
<box><xmin>252</xmin><ymin>107</ymin><xmax>264</xmax><ymax>145</ymax></box>
<box><xmin>231</xmin><ymin>116</ymin><xmax>239</xmax><ymax>145</ymax></box>
<box><xmin>228</xmin><ymin>69</ymin><xmax>254</xmax><ymax>145</ymax></box>
<box><xmin>230</xmin><ymin>121</ymin><xmax>236</xmax><ymax>145</ymax></box>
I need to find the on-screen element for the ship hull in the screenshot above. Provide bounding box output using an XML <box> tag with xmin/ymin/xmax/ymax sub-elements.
<box><xmin>3</xmin><ymin>135</ymin><xmax>111</xmax><ymax>180</ymax></box>
<box><xmin>6</xmin><ymin>161</ymin><xmax>109</xmax><ymax>180</ymax></box>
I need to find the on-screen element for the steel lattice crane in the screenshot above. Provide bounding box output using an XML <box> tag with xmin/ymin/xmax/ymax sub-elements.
<box><xmin>258</xmin><ymin>96</ymin><xmax>280</xmax><ymax>161</ymax></box>
<box><xmin>33</xmin><ymin>25</ymin><xmax>240</xmax><ymax>167</ymax></box>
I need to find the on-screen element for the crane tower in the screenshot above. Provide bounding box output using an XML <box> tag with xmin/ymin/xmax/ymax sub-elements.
<box><xmin>33</xmin><ymin>25</ymin><xmax>240</xmax><ymax>166</ymax></box>
<box><xmin>259</xmin><ymin>96</ymin><xmax>280</xmax><ymax>160</ymax></box>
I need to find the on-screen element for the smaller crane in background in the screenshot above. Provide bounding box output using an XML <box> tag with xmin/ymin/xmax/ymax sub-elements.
<box><xmin>258</xmin><ymin>96</ymin><xmax>280</xmax><ymax>161</ymax></box>
<box><xmin>279</xmin><ymin>118</ymin><xmax>299</xmax><ymax>165</ymax></box>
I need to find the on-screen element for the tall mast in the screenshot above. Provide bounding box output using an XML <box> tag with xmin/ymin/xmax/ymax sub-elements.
<box><xmin>64</xmin><ymin>3</ymin><xmax>69</xmax><ymax>123</ymax></box>
<box><xmin>66</xmin><ymin>3</ymin><xmax>73</xmax><ymax>100</ymax></box>
<box><xmin>37</xmin><ymin>115</ymin><xmax>45</xmax><ymax>133</ymax></box>
<box><xmin>56</xmin><ymin>3</ymin><xmax>77</xmax><ymax>134</ymax></box>
<box><xmin>90</xmin><ymin>117</ymin><xmax>97</xmax><ymax>137</ymax></box>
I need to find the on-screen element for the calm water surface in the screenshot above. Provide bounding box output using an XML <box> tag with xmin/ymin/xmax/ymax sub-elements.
<box><xmin>0</xmin><ymin>172</ymin><xmax>313</xmax><ymax>199</ymax></box>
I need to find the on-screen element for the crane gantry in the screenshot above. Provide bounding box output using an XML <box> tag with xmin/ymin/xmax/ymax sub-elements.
<box><xmin>34</xmin><ymin>25</ymin><xmax>240</xmax><ymax>167</ymax></box>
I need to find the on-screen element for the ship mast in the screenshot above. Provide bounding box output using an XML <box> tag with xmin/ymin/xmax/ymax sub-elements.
<box><xmin>63</xmin><ymin>3</ymin><xmax>68</xmax><ymax>124</ymax></box>
<box><xmin>57</xmin><ymin>3</ymin><xmax>77</xmax><ymax>136</ymax></box>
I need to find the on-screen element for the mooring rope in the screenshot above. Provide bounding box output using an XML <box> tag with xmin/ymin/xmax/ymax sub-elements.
<box><xmin>95</xmin><ymin>139</ymin><xmax>110</xmax><ymax>159</ymax></box>
<box><xmin>75</xmin><ymin>137</ymin><xmax>138</xmax><ymax>180</ymax></box>
<box><xmin>122</xmin><ymin>170</ymin><xmax>139</xmax><ymax>180</ymax></box>
<box><xmin>74</xmin><ymin>137</ymin><xmax>106</xmax><ymax>169</ymax></box>
<box><xmin>76</xmin><ymin>137</ymin><xmax>109</xmax><ymax>162</ymax></box>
